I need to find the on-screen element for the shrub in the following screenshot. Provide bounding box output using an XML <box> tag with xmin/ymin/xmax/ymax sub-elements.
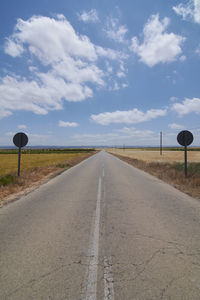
<box><xmin>0</xmin><ymin>174</ymin><xmax>16</xmax><ymax>186</ymax></box>
<box><xmin>56</xmin><ymin>163</ymin><xmax>71</xmax><ymax>168</ymax></box>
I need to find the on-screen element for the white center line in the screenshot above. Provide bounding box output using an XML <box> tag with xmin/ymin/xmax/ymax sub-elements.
<box><xmin>84</xmin><ymin>177</ymin><xmax>102</xmax><ymax>300</ymax></box>
<box><xmin>104</xmin><ymin>257</ymin><xmax>115</xmax><ymax>300</ymax></box>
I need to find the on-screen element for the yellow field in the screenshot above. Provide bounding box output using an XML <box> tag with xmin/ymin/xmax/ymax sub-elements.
<box><xmin>0</xmin><ymin>153</ymin><xmax>85</xmax><ymax>176</ymax></box>
<box><xmin>107</xmin><ymin>148</ymin><xmax>200</xmax><ymax>163</ymax></box>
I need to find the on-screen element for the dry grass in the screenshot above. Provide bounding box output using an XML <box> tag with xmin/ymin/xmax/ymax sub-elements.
<box><xmin>0</xmin><ymin>151</ymin><xmax>96</xmax><ymax>206</ymax></box>
<box><xmin>108</xmin><ymin>151</ymin><xmax>200</xmax><ymax>200</ymax></box>
<box><xmin>108</xmin><ymin>148</ymin><xmax>200</xmax><ymax>163</ymax></box>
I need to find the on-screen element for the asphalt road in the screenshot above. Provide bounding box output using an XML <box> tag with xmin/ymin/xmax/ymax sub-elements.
<box><xmin>1</xmin><ymin>150</ymin><xmax>200</xmax><ymax>300</ymax></box>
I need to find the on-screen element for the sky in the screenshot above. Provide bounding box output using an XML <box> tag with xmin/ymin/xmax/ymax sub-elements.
<box><xmin>0</xmin><ymin>0</ymin><xmax>200</xmax><ymax>147</ymax></box>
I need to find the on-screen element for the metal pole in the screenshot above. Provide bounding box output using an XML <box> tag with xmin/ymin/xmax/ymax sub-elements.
<box><xmin>18</xmin><ymin>146</ymin><xmax>21</xmax><ymax>176</ymax></box>
<box><xmin>18</xmin><ymin>133</ymin><xmax>22</xmax><ymax>176</ymax></box>
<box><xmin>184</xmin><ymin>145</ymin><xmax>187</xmax><ymax>177</ymax></box>
<box><xmin>160</xmin><ymin>131</ymin><xmax>162</xmax><ymax>155</ymax></box>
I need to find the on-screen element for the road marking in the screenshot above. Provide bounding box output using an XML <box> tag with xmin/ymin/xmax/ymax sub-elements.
<box><xmin>104</xmin><ymin>257</ymin><xmax>115</xmax><ymax>300</ymax></box>
<box><xmin>84</xmin><ymin>177</ymin><xmax>102</xmax><ymax>300</ymax></box>
<box><xmin>102</xmin><ymin>167</ymin><xmax>105</xmax><ymax>178</ymax></box>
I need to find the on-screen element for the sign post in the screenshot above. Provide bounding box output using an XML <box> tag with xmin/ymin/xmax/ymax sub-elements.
<box><xmin>13</xmin><ymin>132</ymin><xmax>28</xmax><ymax>176</ymax></box>
<box><xmin>184</xmin><ymin>144</ymin><xmax>187</xmax><ymax>177</ymax></box>
<box><xmin>177</xmin><ymin>130</ymin><xmax>193</xmax><ymax>177</ymax></box>
<box><xmin>160</xmin><ymin>131</ymin><xmax>162</xmax><ymax>156</ymax></box>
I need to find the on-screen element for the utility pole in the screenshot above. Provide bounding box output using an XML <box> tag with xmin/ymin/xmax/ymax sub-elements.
<box><xmin>160</xmin><ymin>131</ymin><xmax>162</xmax><ymax>155</ymax></box>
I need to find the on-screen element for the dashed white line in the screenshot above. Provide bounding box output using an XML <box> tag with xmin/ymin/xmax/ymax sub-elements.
<box><xmin>83</xmin><ymin>163</ymin><xmax>115</xmax><ymax>300</ymax></box>
<box><xmin>84</xmin><ymin>177</ymin><xmax>102</xmax><ymax>300</ymax></box>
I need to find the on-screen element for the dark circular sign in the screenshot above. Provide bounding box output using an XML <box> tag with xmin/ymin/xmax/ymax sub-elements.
<box><xmin>13</xmin><ymin>132</ymin><xmax>28</xmax><ymax>148</ymax></box>
<box><xmin>177</xmin><ymin>130</ymin><xmax>193</xmax><ymax>146</ymax></box>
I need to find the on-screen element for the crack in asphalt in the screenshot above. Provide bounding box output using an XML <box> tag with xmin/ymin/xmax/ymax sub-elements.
<box><xmin>112</xmin><ymin>248</ymin><xmax>166</xmax><ymax>284</ymax></box>
<box><xmin>159</xmin><ymin>277</ymin><xmax>184</xmax><ymax>300</ymax></box>
<box><xmin>3</xmin><ymin>260</ymin><xmax>87</xmax><ymax>299</ymax></box>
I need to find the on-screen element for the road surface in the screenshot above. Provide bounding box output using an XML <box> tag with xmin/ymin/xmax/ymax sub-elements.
<box><xmin>1</xmin><ymin>151</ymin><xmax>200</xmax><ymax>299</ymax></box>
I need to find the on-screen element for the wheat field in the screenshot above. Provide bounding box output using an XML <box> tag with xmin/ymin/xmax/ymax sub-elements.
<box><xmin>108</xmin><ymin>148</ymin><xmax>200</xmax><ymax>163</ymax></box>
<box><xmin>0</xmin><ymin>153</ymin><xmax>86</xmax><ymax>176</ymax></box>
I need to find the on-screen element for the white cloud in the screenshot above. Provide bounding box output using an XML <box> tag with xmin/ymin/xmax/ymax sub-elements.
<box><xmin>4</xmin><ymin>39</ymin><xmax>24</xmax><ymax>57</ymax></box>
<box><xmin>105</xmin><ymin>61</ymin><xmax>113</xmax><ymax>73</ymax></box>
<box><xmin>59</xmin><ymin>120</ymin><xmax>79</xmax><ymax>127</ymax></box>
<box><xmin>179</xmin><ymin>55</ymin><xmax>186</xmax><ymax>62</ymax></box>
<box><xmin>122</xmin><ymin>83</ymin><xmax>128</xmax><ymax>88</ymax></box>
<box><xmin>194</xmin><ymin>0</ymin><xmax>200</xmax><ymax>23</ymax></box>
<box><xmin>17</xmin><ymin>124</ymin><xmax>27</xmax><ymax>129</ymax></box>
<box><xmin>71</xmin><ymin>133</ymin><xmax>118</xmax><ymax>144</ymax></box>
<box><xmin>40</xmin><ymin>73</ymin><xmax>94</xmax><ymax>102</ymax></box>
<box><xmin>196</xmin><ymin>45</ymin><xmax>200</xmax><ymax>55</ymax></box>
<box><xmin>173</xmin><ymin>2</ymin><xmax>193</xmax><ymax>20</ymax></box>
<box><xmin>114</xmin><ymin>127</ymin><xmax>154</xmax><ymax>137</ymax></box>
<box><xmin>70</xmin><ymin>128</ymin><xmax>155</xmax><ymax>145</ymax></box>
<box><xmin>51</xmin><ymin>58</ymin><xmax>104</xmax><ymax>86</ymax></box>
<box><xmin>117</xmin><ymin>71</ymin><xmax>126</xmax><ymax>78</ymax></box>
<box><xmin>91</xmin><ymin>107</ymin><xmax>167</xmax><ymax>125</ymax></box>
<box><xmin>78</xmin><ymin>9</ymin><xmax>99</xmax><ymax>23</ymax></box>
<box><xmin>130</xmin><ymin>14</ymin><xmax>185</xmax><ymax>67</ymax></box>
<box><xmin>173</xmin><ymin>0</ymin><xmax>200</xmax><ymax>24</ymax></box>
<box><xmin>5</xmin><ymin>131</ymin><xmax>15</xmax><ymax>137</ymax></box>
<box><xmin>6</xmin><ymin>131</ymin><xmax>51</xmax><ymax>145</ymax></box>
<box><xmin>172</xmin><ymin>97</ymin><xmax>200</xmax><ymax>116</ymax></box>
<box><xmin>5</xmin><ymin>15</ymin><xmax>97</xmax><ymax>63</ymax></box>
<box><xmin>170</xmin><ymin>96</ymin><xmax>179</xmax><ymax>101</ymax></box>
<box><xmin>0</xmin><ymin>109</ymin><xmax>12</xmax><ymax>119</ymax></box>
<box><xmin>0</xmin><ymin>73</ymin><xmax>94</xmax><ymax>120</ymax></box>
<box><xmin>108</xmin><ymin>82</ymin><xmax>120</xmax><ymax>91</ymax></box>
<box><xmin>96</xmin><ymin>46</ymin><xmax>126</xmax><ymax>60</ymax></box>
<box><xmin>105</xmin><ymin>17</ymin><xmax>128</xmax><ymax>43</ymax></box>
<box><xmin>4</xmin><ymin>15</ymin><xmax>124</xmax><ymax>64</ymax></box>
<box><xmin>168</xmin><ymin>123</ymin><xmax>184</xmax><ymax>130</ymax></box>
<box><xmin>0</xmin><ymin>75</ymin><xmax>62</xmax><ymax>116</ymax></box>
<box><xmin>1</xmin><ymin>15</ymin><xmax>127</xmax><ymax>119</ymax></box>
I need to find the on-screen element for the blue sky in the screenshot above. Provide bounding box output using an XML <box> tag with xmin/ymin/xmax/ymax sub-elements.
<box><xmin>0</xmin><ymin>0</ymin><xmax>200</xmax><ymax>146</ymax></box>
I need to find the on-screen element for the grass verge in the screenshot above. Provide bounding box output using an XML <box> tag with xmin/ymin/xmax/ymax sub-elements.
<box><xmin>112</xmin><ymin>154</ymin><xmax>200</xmax><ymax>200</ymax></box>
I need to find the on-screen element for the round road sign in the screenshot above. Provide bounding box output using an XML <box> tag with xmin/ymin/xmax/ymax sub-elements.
<box><xmin>177</xmin><ymin>130</ymin><xmax>193</xmax><ymax>146</ymax></box>
<box><xmin>13</xmin><ymin>132</ymin><xmax>28</xmax><ymax>148</ymax></box>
